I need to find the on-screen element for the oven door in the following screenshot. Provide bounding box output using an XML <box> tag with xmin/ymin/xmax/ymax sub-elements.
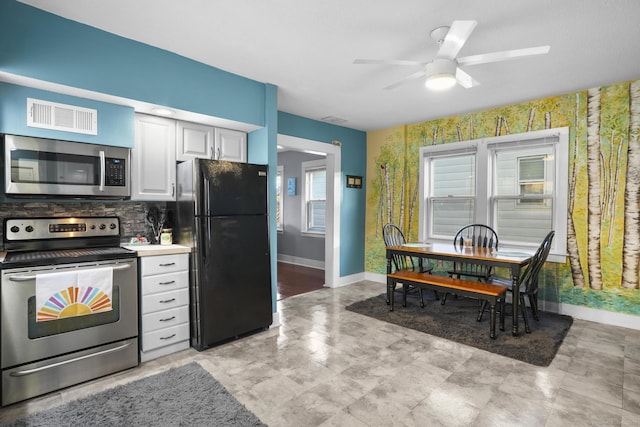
<box><xmin>1</xmin><ymin>258</ymin><xmax>138</xmax><ymax>369</ymax></box>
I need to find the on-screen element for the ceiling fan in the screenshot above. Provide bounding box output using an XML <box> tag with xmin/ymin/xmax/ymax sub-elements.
<box><xmin>354</xmin><ymin>20</ymin><xmax>550</xmax><ymax>90</ymax></box>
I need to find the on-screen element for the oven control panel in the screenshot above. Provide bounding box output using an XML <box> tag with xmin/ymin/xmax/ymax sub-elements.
<box><xmin>4</xmin><ymin>217</ymin><xmax>120</xmax><ymax>241</ymax></box>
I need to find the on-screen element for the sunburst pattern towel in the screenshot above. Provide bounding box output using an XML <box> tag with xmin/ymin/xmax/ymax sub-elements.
<box><xmin>36</xmin><ymin>267</ymin><xmax>114</xmax><ymax>322</ymax></box>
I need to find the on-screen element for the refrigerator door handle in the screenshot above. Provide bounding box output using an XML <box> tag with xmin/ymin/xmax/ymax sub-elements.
<box><xmin>204</xmin><ymin>179</ymin><xmax>211</xmax><ymax>216</ymax></box>
<box><xmin>201</xmin><ymin>237</ymin><xmax>206</xmax><ymax>264</ymax></box>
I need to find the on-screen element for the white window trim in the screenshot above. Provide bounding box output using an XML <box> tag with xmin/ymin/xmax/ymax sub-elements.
<box><xmin>301</xmin><ymin>159</ymin><xmax>326</xmax><ymax>237</ymax></box>
<box><xmin>276</xmin><ymin>165</ymin><xmax>284</xmax><ymax>233</ymax></box>
<box><xmin>419</xmin><ymin>127</ymin><xmax>568</xmax><ymax>263</ymax></box>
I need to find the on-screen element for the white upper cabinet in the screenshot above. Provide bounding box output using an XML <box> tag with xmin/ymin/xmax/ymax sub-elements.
<box><xmin>132</xmin><ymin>114</ymin><xmax>176</xmax><ymax>201</ymax></box>
<box><xmin>176</xmin><ymin>121</ymin><xmax>214</xmax><ymax>161</ymax></box>
<box><xmin>214</xmin><ymin>128</ymin><xmax>247</xmax><ymax>163</ymax></box>
<box><xmin>176</xmin><ymin>122</ymin><xmax>247</xmax><ymax>163</ymax></box>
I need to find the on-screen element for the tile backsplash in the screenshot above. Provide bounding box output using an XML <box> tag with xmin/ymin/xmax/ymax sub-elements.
<box><xmin>0</xmin><ymin>201</ymin><xmax>171</xmax><ymax>249</ymax></box>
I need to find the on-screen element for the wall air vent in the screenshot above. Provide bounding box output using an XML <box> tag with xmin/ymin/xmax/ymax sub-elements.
<box><xmin>27</xmin><ymin>98</ymin><xmax>98</xmax><ymax>135</ymax></box>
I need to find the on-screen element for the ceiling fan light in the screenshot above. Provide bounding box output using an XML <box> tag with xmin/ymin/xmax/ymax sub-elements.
<box><xmin>425</xmin><ymin>59</ymin><xmax>457</xmax><ymax>90</ymax></box>
<box><xmin>425</xmin><ymin>74</ymin><xmax>457</xmax><ymax>90</ymax></box>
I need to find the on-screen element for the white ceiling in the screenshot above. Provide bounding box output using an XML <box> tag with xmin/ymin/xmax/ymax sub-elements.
<box><xmin>18</xmin><ymin>0</ymin><xmax>640</xmax><ymax>132</ymax></box>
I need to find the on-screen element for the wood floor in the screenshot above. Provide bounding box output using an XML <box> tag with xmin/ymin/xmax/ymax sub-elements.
<box><xmin>276</xmin><ymin>262</ymin><xmax>325</xmax><ymax>300</ymax></box>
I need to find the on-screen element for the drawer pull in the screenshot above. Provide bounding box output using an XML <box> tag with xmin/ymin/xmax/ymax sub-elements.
<box><xmin>160</xmin><ymin>334</ymin><xmax>177</xmax><ymax>340</ymax></box>
<box><xmin>159</xmin><ymin>298</ymin><xmax>176</xmax><ymax>304</ymax></box>
<box><xmin>159</xmin><ymin>262</ymin><xmax>176</xmax><ymax>267</ymax></box>
<box><xmin>159</xmin><ymin>316</ymin><xmax>176</xmax><ymax>322</ymax></box>
<box><xmin>158</xmin><ymin>280</ymin><xmax>176</xmax><ymax>285</ymax></box>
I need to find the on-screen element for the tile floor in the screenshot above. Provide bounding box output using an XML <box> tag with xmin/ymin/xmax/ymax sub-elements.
<box><xmin>2</xmin><ymin>280</ymin><xmax>640</xmax><ymax>426</ymax></box>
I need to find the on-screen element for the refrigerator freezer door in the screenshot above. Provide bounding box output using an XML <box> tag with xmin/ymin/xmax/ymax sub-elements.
<box><xmin>193</xmin><ymin>215</ymin><xmax>272</xmax><ymax>349</ymax></box>
<box><xmin>195</xmin><ymin>160</ymin><xmax>268</xmax><ymax>216</ymax></box>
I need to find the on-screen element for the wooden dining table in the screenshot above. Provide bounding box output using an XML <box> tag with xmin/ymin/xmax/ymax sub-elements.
<box><xmin>386</xmin><ymin>242</ymin><xmax>534</xmax><ymax>336</ymax></box>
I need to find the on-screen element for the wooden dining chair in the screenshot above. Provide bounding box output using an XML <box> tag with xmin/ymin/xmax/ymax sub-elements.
<box><xmin>382</xmin><ymin>223</ymin><xmax>434</xmax><ymax>307</ymax></box>
<box><xmin>480</xmin><ymin>230</ymin><xmax>555</xmax><ymax>333</ymax></box>
<box><xmin>441</xmin><ymin>224</ymin><xmax>499</xmax><ymax>305</ymax></box>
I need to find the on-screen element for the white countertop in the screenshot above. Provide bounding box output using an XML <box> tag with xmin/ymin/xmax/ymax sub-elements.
<box><xmin>121</xmin><ymin>244</ymin><xmax>191</xmax><ymax>257</ymax></box>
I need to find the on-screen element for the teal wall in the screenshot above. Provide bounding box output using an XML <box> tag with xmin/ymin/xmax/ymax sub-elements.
<box><xmin>0</xmin><ymin>1</ymin><xmax>265</xmax><ymax>127</ymax></box>
<box><xmin>278</xmin><ymin>112</ymin><xmax>367</xmax><ymax>277</ymax></box>
<box><xmin>248</xmin><ymin>84</ymin><xmax>279</xmax><ymax>311</ymax></box>
<box><xmin>0</xmin><ymin>82</ymin><xmax>134</xmax><ymax>147</ymax></box>
<box><xmin>0</xmin><ymin>1</ymin><xmax>367</xmax><ymax>293</ymax></box>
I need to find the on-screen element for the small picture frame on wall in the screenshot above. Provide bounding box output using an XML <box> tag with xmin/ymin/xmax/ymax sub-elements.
<box><xmin>346</xmin><ymin>175</ymin><xmax>362</xmax><ymax>189</ymax></box>
<box><xmin>287</xmin><ymin>177</ymin><xmax>297</xmax><ymax>196</ymax></box>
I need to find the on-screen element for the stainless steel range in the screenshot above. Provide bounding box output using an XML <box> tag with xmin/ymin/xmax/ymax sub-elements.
<box><xmin>1</xmin><ymin>217</ymin><xmax>138</xmax><ymax>406</ymax></box>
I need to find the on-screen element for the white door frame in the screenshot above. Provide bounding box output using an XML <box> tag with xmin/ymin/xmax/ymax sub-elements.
<box><xmin>277</xmin><ymin>134</ymin><xmax>340</xmax><ymax>287</ymax></box>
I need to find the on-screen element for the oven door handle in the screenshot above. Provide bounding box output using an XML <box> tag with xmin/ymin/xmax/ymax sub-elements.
<box><xmin>9</xmin><ymin>341</ymin><xmax>133</xmax><ymax>377</ymax></box>
<box><xmin>7</xmin><ymin>262</ymin><xmax>132</xmax><ymax>281</ymax></box>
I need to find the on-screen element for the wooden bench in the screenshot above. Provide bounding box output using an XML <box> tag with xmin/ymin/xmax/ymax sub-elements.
<box><xmin>387</xmin><ymin>271</ymin><xmax>508</xmax><ymax>339</ymax></box>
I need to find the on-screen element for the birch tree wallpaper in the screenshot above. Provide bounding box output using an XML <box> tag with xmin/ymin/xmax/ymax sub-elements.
<box><xmin>365</xmin><ymin>78</ymin><xmax>640</xmax><ymax>316</ymax></box>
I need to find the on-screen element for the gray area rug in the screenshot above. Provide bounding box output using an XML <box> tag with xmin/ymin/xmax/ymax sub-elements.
<box><xmin>346</xmin><ymin>293</ymin><xmax>573</xmax><ymax>366</ymax></box>
<box><xmin>5</xmin><ymin>362</ymin><xmax>266</xmax><ymax>427</ymax></box>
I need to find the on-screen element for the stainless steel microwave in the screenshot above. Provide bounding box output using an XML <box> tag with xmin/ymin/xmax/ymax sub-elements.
<box><xmin>3</xmin><ymin>134</ymin><xmax>130</xmax><ymax>199</ymax></box>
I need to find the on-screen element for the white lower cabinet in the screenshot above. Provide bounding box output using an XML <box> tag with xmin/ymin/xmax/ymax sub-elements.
<box><xmin>139</xmin><ymin>253</ymin><xmax>190</xmax><ymax>362</ymax></box>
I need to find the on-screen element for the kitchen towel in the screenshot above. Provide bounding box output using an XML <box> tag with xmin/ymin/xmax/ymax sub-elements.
<box><xmin>36</xmin><ymin>267</ymin><xmax>114</xmax><ymax>322</ymax></box>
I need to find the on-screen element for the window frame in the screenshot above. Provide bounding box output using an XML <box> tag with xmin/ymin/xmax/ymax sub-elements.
<box><xmin>301</xmin><ymin>159</ymin><xmax>326</xmax><ymax>236</ymax></box>
<box><xmin>276</xmin><ymin>165</ymin><xmax>284</xmax><ymax>232</ymax></box>
<box><xmin>423</xmin><ymin>141</ymin><xmax>478</xmax><ymax>240</ymax></box>
<box><xmin>419</xmin><ymin>127</ymin><xmax>568</xmax><ymax>262</ymax></box>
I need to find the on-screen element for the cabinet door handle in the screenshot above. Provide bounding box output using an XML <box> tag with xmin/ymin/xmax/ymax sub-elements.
<box><xmin>171</xmin><ymin>182</ymin><xmax>175</xmax><ymax>198</ymax></box>
<box><xmin>158</xmin><ymin>280</ymin><xmax>176</xmax><ymax>285</ymax></box>
<box><xmin>160</xmin><ymin>334</ymin><xmax>176</xmax><ymax>340</ymax></box>
<box><xmin>159</xmin><ymin>316</ymin><xmax>176</xmax><ymax>322</ymax></box>
<box><xmin>159</xmin><ymin>298</ymin><xmax>176</xmax><ymax>304</ymax></box>
<box><xmin>159</xmin><ymin>262</ymin><xmax>176</xmax><ymax>267</ymax></box>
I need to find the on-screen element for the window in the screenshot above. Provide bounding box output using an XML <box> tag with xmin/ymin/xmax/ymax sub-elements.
<box><xmin>420</xmin><ymin>128</ymin><xmax>568</xmax><ymax>260</ymax></box>
<box><xmin>430</xmin><ymin>151</ymin><xmax>476</xmax><ymax>238</ymax></box>
<box><xmin>517</xmin><ymin>156</ymin><xmax>546</xmax><ymax>205</ymax></box>
<box><xmin>276</xmin><ymin>166</ymin><xmax>283</xmax><ymax>232</ymax></box>
<box><xmin>301</xmin><ymin>159</ymin><xmax>326</xmax><ymax>234</ymax></box>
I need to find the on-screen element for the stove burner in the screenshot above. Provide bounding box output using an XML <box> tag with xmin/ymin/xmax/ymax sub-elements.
<box><xmin>2</xmin><ymin>216</ymin><xmax>136</xmax><ymax>269</ymax></box>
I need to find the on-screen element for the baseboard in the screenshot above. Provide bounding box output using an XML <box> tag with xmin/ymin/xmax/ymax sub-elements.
<box><xmin>330</xmin><ymin>272</ymin><xmax>367</xmax><ymax>288</ymax></box>
<box><xmin>367</xmin><ymin>272</ymin><xmax>640</xmax><ymax>331</ymax></box>
<box><xmin>271</xmin><ymin>311</ymin><xmax>280</xmax><ymax>328</ymax></box>
<box><xmin>542</xmin><ymin>300</ymin><xmax>640</xmax><ymax>331</ymax></box>
<box><xmin>366</xmin><ymin>272</ymin><xmax>387</xmax><ymax>283</ymax></box>
<box><xmin>277</xmin><ymin>254</ymin><xmax>325</xmax><ymax>270</ymax></box>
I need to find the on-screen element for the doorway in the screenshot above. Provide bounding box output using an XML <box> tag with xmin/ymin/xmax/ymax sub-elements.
<box><xmin>276</xmin><ymin>134</ymin><xmax>341</xmax><ymax>290</ymax></box>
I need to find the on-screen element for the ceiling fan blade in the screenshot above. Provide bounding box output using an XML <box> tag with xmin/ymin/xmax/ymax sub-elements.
<box><xmin>383</xmin><ymin>70</ymin><xmax>427</xmax><ymax>90</ymax></box>
<box><xmin>455</xmin><ymin>67</ymin><xmax>479</xmax><ymax>88</ymax></box>
<box><xmin>457</xmin><ymin>45</ymin><xmax>551</xmax><ymax>67</ymax></box>
<box><xmin>354</xmin><ymin>59</ymin><xmax>426</xmax><ymax>66</ymax></box>
<box><xmin>437</xmin><ymin>20</ymin><xmax>477</xmax><ymax>59</ymax></box>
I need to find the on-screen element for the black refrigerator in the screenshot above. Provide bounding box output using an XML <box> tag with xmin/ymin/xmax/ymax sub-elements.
<box><xmin>175</xmin><ymin>159</ymin><xmax>272</xmax><ymax>351</ymax></box>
